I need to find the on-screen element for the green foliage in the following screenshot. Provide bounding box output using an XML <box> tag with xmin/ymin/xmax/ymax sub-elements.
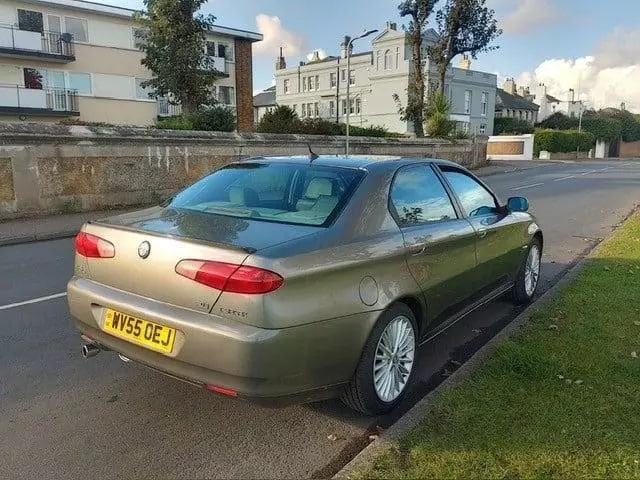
<box><xmin>424</xmin><ymin>92</ymin><xmax>454</xmax><ymax>138</ymax></box>
<box><xmin>597</xmin><ymin>108</ymin><xmax>640</xmax><ymax>142</ymax></box>
<box><xmin>398</xmin><ymin>0</ymin><xmax>438</xmax><ymax>137</ymax></box>
<box><xmin>580</xmin><ymin>113</ymin><xmax>622</xmax><ymax>143</ymax></box>
<box><xmin>134</xmin><ymin>0</ymin><xmax>217</xmax><ymax>114</ymax></box>
<box><xmin>428</xmin><ymin>0</ymin><xmax>502</xmax><ymax>93</ymax></box>
<box><xmin>534</xmin><ymin>129</ymin><xmax>596</xmax><ymax>156</ymax></box>
<box><xmin>536</xmin><ymin>112</ymin><xmax>578</xmax><ymax>130</ymax></box>
<box><xmin>256</xmin><ymin>105</ymin><xmax>301</xmax><ymax>134</ymax></box>
<box><xmin>189</xmin><ymin>106</ymin><xmax>236</xmax><ymax>132</ymax></box>
<box><xmin>156</xmin><ymin>116</ymin><xmax>193</xmax><ymax>130</ymax></box>
<box><xmin>493</xmin><ymin>117</ymin><xmax>534</xmax><ymax>135</ymax></box>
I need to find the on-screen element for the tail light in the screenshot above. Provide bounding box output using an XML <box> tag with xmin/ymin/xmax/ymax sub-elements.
<box><xmin>175</xmin><ymin>260</ymin><xmax>283</xmax><ymax>294</ymax></box>
<box><xmin>75</xmin><ymin>232</ymin><xmax>115</xmax><ymax>258</ymax></box>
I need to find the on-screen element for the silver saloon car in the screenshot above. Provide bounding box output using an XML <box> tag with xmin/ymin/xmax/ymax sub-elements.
<box><xmin>68</xmin><ymin>156</ymin><xmax>543</xmax><ymax>415</ymax></box>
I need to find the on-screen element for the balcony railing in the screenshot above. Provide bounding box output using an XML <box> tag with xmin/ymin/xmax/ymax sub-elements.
<box><xmin>203</xmin><ymin>56</ymin><xmax>228</xmax><ymax>75</ymax></box>
<box><xmin>157</xmin><ymin>97</ymin><xmax>236</xmax><ymax>118</ymax></box>
<box><xmin>0</xmin><ymin>85</ymin><xmax>79</xmax><ymax>114</ymax></box>
<box><xmin>0</xmin><ymin>25</ymin><xmax>75</xmax><ymax>60</ymax></box>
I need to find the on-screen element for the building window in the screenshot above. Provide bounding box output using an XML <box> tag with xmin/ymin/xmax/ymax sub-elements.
<box><xmin>464</xmin><ymin>90</ymin><xmax>472</xmax><ymax>114</ymax></box>
<box><xmin>481</xmin><ymin>91</ymin><xmax>488</xmax><ymax>116</ymax></box>
<box><xmin>217</xmin><ymin>43</ymin><xmax>233</xmax><ymax>61</ymax></box>
<box><xmin>23</xmin><ymin>68</ymin><xmax>44</xmax><ymax>89</ymax></box>
<box><xmin>384</xmin><ymin>49</ymin><xmax>392</xmax><ymax>70</ymax></box>
<box><xmin>396</xmin><ymin>47</ymin><xmax>400</xmax><ymax>68</ymax></box>
<box><xmin>341</xmin><ymin>69</ymin><xmax>346</xmax><ymax>81</ymax></box>
<box><xmin>302</xmin><ymin>77</ymin><xmax>307</xmax><ymax>92</ymax></box>
<box><xmin>293</xmin><ymin>104</ymin><xmax>298</xmax><ymax>113</ymax></box>
<box><xmin>205</xmin><ymin>41</ymin><xmax>216</xmax><ymax>56</ymax></box>
<box><xmin>70</xmin><ymin>72</ymin><xmax>93</xmax><ymax>95</ymax></box>
<box><xmin>315</xmin><ymin>75</ymin><xmax>320</xmax><ymax>91</ymax></box>
<box><xmin>479</xmin><ymin>124</ymin><xmax>486</xmax><ymax>134</ymax></box>
<box><xmin>329</xmin><ymin>100</ymin><xmax>335</xmax><ymax>117</ymax></box>
<box><xmin>301</xmin><ymin>104</ymin><xmax>307</xmax><ymax>118</ymax></box>
<box><xmin>330</xmin><ymin>72</ymin><xmax>337</xmax><ymax>88</ymax></box>
<box><xmin>342</xmin><ymin>99</ymin><xmax>347</xmax><ymax>115</ymax></box>
<box><xmin>284</xmin><ymin>79</ymin><xmax>290</xmax><ymax>94</ymax></box>
<box><xmin>307</xmin><ymin>77</ymin><xmax>313</xmax><ymax>91</ymax></box>
<box><xmin>349</xmin><ymin>70</ymin><xmax>356</xmax><ymax>86</ymax></box>
<box><xmin>376</xmin><ymin>50</ymin><xmax>381</xmax><ymax>70</ymax></box>
<box><xmin>65</xmin><ymin>16</ymin><xmax>88</xmax><ymax>42</ymax></box>
<box><xmin>218</xmin><ymin>86</ymin><xmax>235</xmax><ymax>105</ymax></box>
<box><xmin>307</xmin><ymin>103</ymin><xmax>313</xmax><ymax>117</ymax></box>
<box><xmin>356</xmin><ymin>97</ymin><xmax>361</xmax><ymax>114</ymax></box>
<box><xmin>314</xmin><ymin>102</ymin><xmax>319</xmax><ymax>117</ymax></box>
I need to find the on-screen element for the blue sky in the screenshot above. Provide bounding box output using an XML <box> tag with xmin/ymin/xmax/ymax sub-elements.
<box><xmin>109</xmin><ymin>0</ymin><xmax>640</xmax><ymax>110</ymax></box>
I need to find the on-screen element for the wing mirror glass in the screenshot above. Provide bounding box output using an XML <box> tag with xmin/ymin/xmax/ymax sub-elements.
<box><xmin>507</xmin><ymin>196</ymin><xmax>529</xmax><ymax>213</ymax></box>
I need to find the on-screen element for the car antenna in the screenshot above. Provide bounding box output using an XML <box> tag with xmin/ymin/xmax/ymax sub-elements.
<box><xmin>308</xmin><ymin>144</ymin><xmax>319</xmax><ymax>163</ymax></box>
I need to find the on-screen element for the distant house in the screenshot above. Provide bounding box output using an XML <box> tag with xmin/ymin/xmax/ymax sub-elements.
<box><xmin>495</xmin><ymin>86</ymin><xmax>540</xmax><ymax>125</ymax></box>
<box><xmin>253</xmin><ymin>85</ymin><xmax>276</xmax><ymax>124</ymax></box>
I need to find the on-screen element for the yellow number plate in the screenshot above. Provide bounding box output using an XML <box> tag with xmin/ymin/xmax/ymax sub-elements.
<box><xmin>103</xmin><ymin>309</ymin><xmax>176</xmax><ymax>355</ymax></box>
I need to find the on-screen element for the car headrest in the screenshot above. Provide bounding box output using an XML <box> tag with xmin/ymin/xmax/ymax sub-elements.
<box><xmin>229</xmin><ymin>186</ymin><xmax>259</xmax><ymax>206</ymax></box>
<box><xmin>305</xmin><ymin>178</ymin><xmax>334</xmax><ymax>199</ymax></box>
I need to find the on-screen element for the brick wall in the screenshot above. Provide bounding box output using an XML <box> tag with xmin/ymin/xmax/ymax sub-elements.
<box><xmin>234</xmin><ymin>39</ymin><xmax>255</xmax><ymax>132</ymax></box>
<box><xmin>619</xmin><ymin>140</ymin><xmax>640</xmax><ymax>158</ymax></box>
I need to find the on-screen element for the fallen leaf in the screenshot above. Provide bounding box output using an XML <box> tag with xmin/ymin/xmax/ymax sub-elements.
<box><xmin>472</xmin><ymin>329</ymin><xmax>482</xmax><ymax>334</ymax></box>
<box><xmin>632</xmin><ymin>352</ymin><xmax>638</xmax><ymax>359</ymax></box>
<box><xmin>633</xmin><ymin>321</ymin><xmax>640</xmax><ymax>326</ymax></box>
<box><xmin>106</xmin><ymin>395</ymin><xmax>119</xmax><ymax>403</ymax></box>
<box><xmin>574</xmin><ymin>380</ymin><xmax>584</xmax><ymax>385</ymax></box>
<box><xmin>327</xmin><ymin>434</ymin><xmax>338</xmax><ymax>442</ymax></box>
<box><xmin>604</xmin><ymin>266</ymin><xmax>611</xmax><ymax>271</ymax></box>
<box><xmin>565</xmin><ymin>379</ymin><xmax>573</xmax><ymax>384</ymax></box>
<box><xmin>629</xmin><ymin>270</ymin><xmax>636</xmax><ymax>275</ymax></box>
<box><xmin>548</xmin><ymin>324</ymin><xmax>559</xmax><ymax>331</ymax></box>
<box><xmin>557</xmin><ymin>375</ymin><xmax>565</xmax><ymax>380</ymax></box>
<box><xmin>368</xmin><ymin>434</ymin><xmax>379</xmax><ymax>441</ymax></box>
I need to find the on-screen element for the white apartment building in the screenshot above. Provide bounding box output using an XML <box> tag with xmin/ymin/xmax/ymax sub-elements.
<box><xmin>274</xmin><ymin>23</ymin><xmax>497</xmax><ymax>136</ymax></box>
<box><xmin>0</xmin><ymin>0</ymin><xmax>262</xmax><ymax>128</ymax></box>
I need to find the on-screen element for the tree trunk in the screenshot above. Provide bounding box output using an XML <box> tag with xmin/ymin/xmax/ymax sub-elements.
<box><xmin>438</xmin><ymin>64</ymin><xmax>446</xmax><ymax>96</ymax></box>
<box><xmin>411</xmin><ymin>26</ymin><xmax>425</xmax><ymax>138</ymax></box>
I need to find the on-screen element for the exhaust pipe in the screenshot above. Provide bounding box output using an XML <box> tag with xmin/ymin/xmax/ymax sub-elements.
<box><xmin>81</xmin><ymin>342</ymin><xmax>100</xmax><ymax>358</ymax></box>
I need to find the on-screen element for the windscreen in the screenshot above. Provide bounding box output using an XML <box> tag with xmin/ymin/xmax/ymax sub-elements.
<box><xmin>168</xmin><ymin>162</ymin><xmax>364</xmax><ymax>227</ymax></box>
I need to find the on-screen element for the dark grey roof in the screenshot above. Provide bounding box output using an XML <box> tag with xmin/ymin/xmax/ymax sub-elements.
<box><xmin>546</xmin><ymin>94</ymin><xmax>560</xmax><ymax>103</ymax></box>
<box><xmin>253</xmin><ymin>86</ymin><xmax>276</xmax><ymax>108</ymax></box>
<box><xmin>496</xmin><ymin>89</ymin><xmax>540</xmax><ymax>111</ymax></box>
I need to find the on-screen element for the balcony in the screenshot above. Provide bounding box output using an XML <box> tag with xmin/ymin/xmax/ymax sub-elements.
<box><xmin>0</xmin><ymin>85</ymin><xmax>80</xmax><ymax>116</ymax></box>
<box><xmin>0</xmin><ymin>26</ymin><xmax>75</xmax><ymax>62</ymax></box>
<box><xmin>203</xmin><ymin>56</ymin><xmax>229</xmax><ymax>76</ymax></box>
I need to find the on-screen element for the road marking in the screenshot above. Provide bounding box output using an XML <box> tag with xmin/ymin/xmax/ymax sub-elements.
<box><xmin>511</xmin><ymin>182</ymin><xmax>544</xmax><ymax>191</ymax></box>
<box><xmin>0</xmin><ymin>292</ymin><xmax>67</xmax><ymax>311</ymax></box>
<box><xmin>580</xmin><ymin>170</ymin><xmax>597</xmax><ymax>176</ymax></box>
<box><xmin>554</xmin><ymin>175</ymin><xmax>575</xmax><ymax>182</ymax></box>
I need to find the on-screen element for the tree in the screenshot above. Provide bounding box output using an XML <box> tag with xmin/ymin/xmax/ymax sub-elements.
<box><xmin>425</xmin><ymin>91</ymin><xmax>454</xmax><ymax>138</ymax></box>
<box><xmin>256</xmin><ymin>106</ymin><xmax>301</xmax><ymax>134</ymax></box>
<box><xmin>397</xmin><ymin>0</ymin><xmax>437</xmax><ymax>138</ymax></box>
<box><xmin>134</xmin><ymin>0</ymin><xmax>218</xmax><ymax>115</ymax></box>
<box><xmin>428</xmin><ymin>0</ymin><xmax>501</xmax><ymax>95</ymax></box>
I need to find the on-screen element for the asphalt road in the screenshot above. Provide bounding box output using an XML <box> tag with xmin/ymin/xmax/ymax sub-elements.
<box><xmin>1</xmin><ymin>159</ymin><xmax>639</xmax><ymax>479</ymax></box>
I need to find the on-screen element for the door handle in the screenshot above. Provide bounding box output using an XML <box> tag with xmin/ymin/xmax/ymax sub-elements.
<box><xmin>477</xmin><ymin>229</ymin><xmax>488</xmax><ymax>238</ymax></box>
<box><xmin>408</xmin><ymin>243</ymin><xmax>427</xmax><ymax>256</ymax></box>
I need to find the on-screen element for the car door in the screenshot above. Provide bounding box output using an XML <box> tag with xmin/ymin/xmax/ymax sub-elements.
<box><xmin>389</xmin><ymin>164</ymin><xmax>478</xmax><ymax>327</ymax></box>
<box><xmin>437</xmin><ymin>165</ymin><xmax>526</xmax><ymax>292</ymax></box>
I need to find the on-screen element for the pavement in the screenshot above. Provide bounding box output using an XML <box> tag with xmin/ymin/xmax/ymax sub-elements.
<box><xmin>1</xmin><ymin>158</ymin><xmax>639</xmax><ymax>479</ymax></box>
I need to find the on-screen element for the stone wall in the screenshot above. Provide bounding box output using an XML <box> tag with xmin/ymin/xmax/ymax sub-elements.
<box><xmin>0</xmin><ymin>123</ymin><xmax>488</xmax><ymax>220</ymax></box>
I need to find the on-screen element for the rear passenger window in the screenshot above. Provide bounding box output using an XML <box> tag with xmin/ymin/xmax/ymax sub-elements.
<box><xmin>390</xmin><ymin>165</ymin><xmax>457</xmax><ymax>227</ymax></box>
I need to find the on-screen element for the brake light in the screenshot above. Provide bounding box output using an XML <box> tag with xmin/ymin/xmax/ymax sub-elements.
<box><xmin>74</xmin><ymin>232</ymin><xmax>115</xmax><ymax>258</ymax></box>
<box><xmin>175</xmin><ymin>260</ymin><xmax>283</xmax><ymax>294</ymax></box>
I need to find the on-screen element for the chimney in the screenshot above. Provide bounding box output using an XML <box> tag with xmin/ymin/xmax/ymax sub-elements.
<box><xmin>458</xmin><ymin>54</ymin><xmax>471</xmax><ymax>70</ymax></box>
<box><xmin>568</xmin><ymin>88</ymin><xmax>575</xmax><ymax>102</ymax></box>
<box><xmin>340</xmin><ymin>35</ymin><xmax>352</xmax><ymax>59</ymax></box>
<box><xmin>503</xmin><ymin>77</ymin><xmax>517</xmax><ymax>95</ymax></box>
<box><xmin>386</xmin><ymin>21</ymin><xmax>397</xmax><ymax>31</ymax></box>
<box><xmin>310</xmin><ymin>50</ymin><xmax>320</xmax><ymax>62</ymax></box>
<box><xmin>517</xmin><ymin>86</ymin><xmax>530</xmax><ymax>97</ymax></box>
<box><xmin>275</xmin><ymin>46</ymin><xmax>286</xmax><ymax>70</ymax></box>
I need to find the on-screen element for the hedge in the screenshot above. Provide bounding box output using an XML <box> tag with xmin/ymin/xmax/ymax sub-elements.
<box><xmin>156</xmin><ymin>106</ymin><xmax>236</xmax><ymax>132</ymax></box>
<box><xmin>534</xmin><ymin>129</ymin><xmax>596</xmax><ymax>156</ymax></box>
<box><xmin>493</xmin><ymin>117</ymin><xmax>534</xmax><ymax>135</ymax></box>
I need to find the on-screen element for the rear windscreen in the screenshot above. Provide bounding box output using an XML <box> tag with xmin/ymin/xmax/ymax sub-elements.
<box><xmin>168</xmin><ymin>163</ymin><xmax>364</xmax><ymax>227</ymax></box>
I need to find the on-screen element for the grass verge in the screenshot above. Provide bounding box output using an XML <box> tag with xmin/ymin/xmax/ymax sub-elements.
<box><xmin>362</xmin><ymin>214</ymin><xmax>640</xmax><ymax>479</ymax></box>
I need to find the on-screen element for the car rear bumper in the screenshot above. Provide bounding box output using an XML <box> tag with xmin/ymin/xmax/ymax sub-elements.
<box><xmin>67</xmin><ymin>277</ymin><xmax>378</xmax><ymax>403</ymax></box>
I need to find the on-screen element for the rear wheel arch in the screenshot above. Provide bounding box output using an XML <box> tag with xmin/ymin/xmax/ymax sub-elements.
<box><xmin>394</xmin><ymin>295</ymin><xmax>427</xmax><ymax>336</ymax></box>
<box><xmin>533</xmin><ymin>231</ymin><xmax>544</xmax><ymax>251</ymax></box>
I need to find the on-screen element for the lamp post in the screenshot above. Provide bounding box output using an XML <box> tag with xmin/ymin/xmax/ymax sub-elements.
<box><xmin>346</xmin><ymin>29</ymin><xmax>378</xmax><ymax>157</ymax></box>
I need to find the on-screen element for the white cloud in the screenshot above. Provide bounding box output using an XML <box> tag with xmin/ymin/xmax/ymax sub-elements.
<box><xmin>253</xmin><ymin>14</ymin><xmax>306</xmax><ymax>57</ymax></box>
<box><xmin>515</xmin><ymin>29</ymin><xmax>640</xmax><ymax>111</ymax></box>
<box><xmin>500</xmin><ymin>0</ymin><xmax>563</xmax><ymax>35</ymax></box>
<box><xmin>306</xmin><ymin>49</ymin><xmax>328</xmax><ymax>62</ymax></box>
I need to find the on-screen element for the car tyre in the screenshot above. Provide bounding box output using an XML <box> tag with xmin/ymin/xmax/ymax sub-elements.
<box><xmin>341</xmin><ymin>303</ymin><xmax>418</xmax><ymax>416</ymax></box>
<box><xmin>511</xmin><ymin>238</ymin><xmax>542</xmax><ymax>305</ymax></box>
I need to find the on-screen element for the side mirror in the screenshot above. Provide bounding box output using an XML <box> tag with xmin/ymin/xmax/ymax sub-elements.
<box><xmin>507</xmin><ymin>196</ymin><xmax>529</xmax><ymax>213</ymax></box>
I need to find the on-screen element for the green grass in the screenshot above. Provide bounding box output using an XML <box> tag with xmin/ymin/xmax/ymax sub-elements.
<box><xmin>362</xmin><ymin>215</ymin><xmax>640</xmax><ymax>479</ymax></box>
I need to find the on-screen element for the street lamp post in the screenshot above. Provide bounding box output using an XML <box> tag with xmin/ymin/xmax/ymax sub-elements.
<box><xmin>346</xmin><ymin>29</ymin><xmax>378</xmax><ymax>157</ymax></box>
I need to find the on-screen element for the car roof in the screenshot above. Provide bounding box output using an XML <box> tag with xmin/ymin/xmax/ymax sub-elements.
<box><xmin>240</xmin><ymin>155</ymin><xmax>464</xmax><ymax>171</ymax></box>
